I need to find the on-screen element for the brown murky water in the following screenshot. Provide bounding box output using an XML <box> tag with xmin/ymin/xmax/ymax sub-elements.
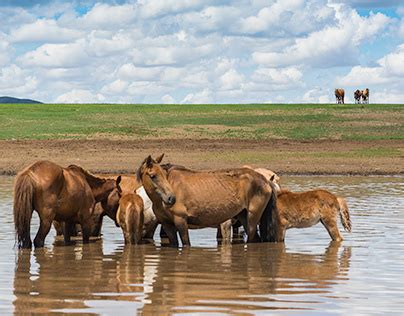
<box><xmin>0</xmin><ymin>176</ymin><xmax>403</xmax><ymax>315</ymax></box>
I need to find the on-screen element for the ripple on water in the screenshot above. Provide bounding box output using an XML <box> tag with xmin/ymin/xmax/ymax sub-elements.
<box><xmin>0</xmin><ymin>175</ymin><xmax>403</xmax><ymax>314</ymax></box>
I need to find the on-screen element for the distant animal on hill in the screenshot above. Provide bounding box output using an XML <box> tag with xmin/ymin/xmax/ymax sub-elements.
<box><xmin>361</xmin><ymin>88</ymin><xmax>369</xmax><ymax>104</ymax></box>
<box><xmin>335</xmin><ymin>89</ymin><xmax>345</xmax><ymax>104</ymax></box>
<box><xmin>354</xmin><ymin>89</ymin><xmax>362</xmax><ymax>104</ymax></box>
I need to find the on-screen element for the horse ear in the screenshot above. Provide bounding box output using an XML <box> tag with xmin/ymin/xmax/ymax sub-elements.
<box><xmin>270</xmin><ymin>174</ymin><xmax>275</xmax><ymax>182</ymax></box>
<box><xmin>155</xmin><ymin>153</ymin><xmax>164</xmax><ymax>163</ymax></box>
<box><xmin>116</xmin><ymin>176</ymin><xmax>122</xmax><ymax>193</ymax></box>
<box><xmin>145</xmin><ymin>155</ymin><xmax>153</xmax><ymax>168</ymax></box>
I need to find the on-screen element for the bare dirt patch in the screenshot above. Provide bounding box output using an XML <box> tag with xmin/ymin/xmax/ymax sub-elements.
<box><xmin>1</xmin><ymin>139</ymin><xmax>402</xmax><ymax>176</ymax></box>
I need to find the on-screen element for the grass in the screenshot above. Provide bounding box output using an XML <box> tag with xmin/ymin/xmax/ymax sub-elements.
<box><xmin>0</xmin><ymin>103</ymin><xmax>403</xmax><ymax>141</ymax></box>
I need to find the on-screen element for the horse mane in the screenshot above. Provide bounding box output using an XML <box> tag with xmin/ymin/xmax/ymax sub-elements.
<box><xmin>161</xmin><ymin>163</ymin><xmax>189</xmax><ymax>173</ymax></box>
<box><xmin>135</xmin><ymin>157</ymin><xmax>148</xmax><ymax>183</ymax></box>
<box><xmin>67</xmin><ymin>164</ymin><xmax>106</xmax><ymax>188</ymax></box>
<box><xmin>277</xmin><ymin>188</ymin><xmax>291</xmax><ymax>197</ymax></box>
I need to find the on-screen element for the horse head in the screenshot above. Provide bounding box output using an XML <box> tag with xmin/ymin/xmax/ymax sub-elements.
<box><xmin>136</xmin><ymin>154</ymin><xmax>176</xmax><ymax>207</ymax></box>
<box><xmin>269</xmin><ymin>174</ymin><xmax>282</xmax><ymax>193</ymax></box>
<box><xmin>101</xmin><ymin>175</ymin><xmax>122</xmax><ymax>227</ymax></box>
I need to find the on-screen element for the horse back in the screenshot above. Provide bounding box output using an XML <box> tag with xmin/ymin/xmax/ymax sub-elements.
<box><xmin>278</xmin><ymin>189</ymin><xmax>338</xmax><ymax>216</ymax></box>
<box><xmin>169</xmin><ymin>168</ymin><xmax>266</xmax><ymax>200</ymax></box>
<box><xmin>117</xmin><ymin>193</ymin><xmax>144</xmax><ymax>228</ymax></box>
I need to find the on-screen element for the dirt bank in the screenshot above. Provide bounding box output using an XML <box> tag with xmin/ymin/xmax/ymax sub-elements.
<box><xmin>1</xmin><ymin>139</ymin><xmax>402</xmax><ymax>176</ymax></box>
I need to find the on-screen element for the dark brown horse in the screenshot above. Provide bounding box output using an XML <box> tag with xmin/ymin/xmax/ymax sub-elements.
<box><xmin>354</xmin><ymin>89</ymin><xmax>362</xmax><ymax>104</ymax></box>
<box><xmin>136</xmin><ymin>155</ymin><xmax>277</xmax><ymax>247</ymax></box>
<box><xmin>13</xmin><ymin>160</ymin><xmax>115</xmax><ymax>248</ymax></box>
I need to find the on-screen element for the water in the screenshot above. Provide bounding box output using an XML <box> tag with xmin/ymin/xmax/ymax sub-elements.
<box><xmin>0</xmin><ymin>175</ymin><xmax>403</xmax><ymax>315</ymax></box>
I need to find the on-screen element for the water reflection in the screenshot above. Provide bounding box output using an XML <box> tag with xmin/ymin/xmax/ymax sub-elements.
<box><xmin>3</xmin><ymin>175</ymin><xmax>404</xmax><ymax>315</ymax></box>
<box><xmin>13</xmin><ymin>241</ymin><xmax>351</xmax><ymax>314</ymax></box>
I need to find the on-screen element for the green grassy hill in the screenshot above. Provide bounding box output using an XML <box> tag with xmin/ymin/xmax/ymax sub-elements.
<box><xmin>0</xmin><ymin>103</ymin><xmax>402</xmax><ymax>141</ymax></box>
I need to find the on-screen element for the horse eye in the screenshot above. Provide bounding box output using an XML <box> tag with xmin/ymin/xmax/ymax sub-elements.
<box><xmin>149</xmin><ymin>174</ymin><xmax>156</xmax><ymax>180</ymax></box>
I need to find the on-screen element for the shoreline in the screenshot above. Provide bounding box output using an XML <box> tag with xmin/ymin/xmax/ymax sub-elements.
<box><xmin>1</xmin><ymin>138</ymin><xmax>403</xmax><ymax>176</ymax></box>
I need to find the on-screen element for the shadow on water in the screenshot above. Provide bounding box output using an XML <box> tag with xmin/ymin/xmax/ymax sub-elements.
<box><xmin>13</xmin><ymin>240</ymin><xmax>351</xmax><ymax>314</ymax></box>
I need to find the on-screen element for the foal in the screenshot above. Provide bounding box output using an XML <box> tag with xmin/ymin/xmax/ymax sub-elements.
<box><xmin>269</xmin><ymin>177</ymin><xmax>351</xmax><ymax>242</ymax></box>
<box><xmin>109</xmin><ymin>176</ymin><xmax>145</xmax><ymax>244</ymax></box>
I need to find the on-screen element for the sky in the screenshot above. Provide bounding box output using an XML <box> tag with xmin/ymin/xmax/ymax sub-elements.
<box><xmin>0</xmin><ymin>0</ymin><xmax>403</xmax><ymax>104</ymax></box>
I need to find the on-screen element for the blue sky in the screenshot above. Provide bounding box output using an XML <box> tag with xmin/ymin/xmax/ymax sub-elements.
<box><xmin>0</xmin><ymin>0</ymin><xmax>403</xmax><ymax>103</ymax></box>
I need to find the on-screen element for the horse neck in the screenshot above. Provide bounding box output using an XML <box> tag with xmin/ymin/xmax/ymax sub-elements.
<box><xmin>89</xmin><ymin>178</ymin><xmax>114</xmax><ymax>202</ymax></box>
<box><xmin>142</xmin><ymin>180</ymin><xmax>163</xmax><ymax>208</ymax></box>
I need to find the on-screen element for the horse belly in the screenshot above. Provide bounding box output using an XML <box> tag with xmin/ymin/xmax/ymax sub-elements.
<box><xmin>287</xmin><ymin>209</ymin><xmax>321</xmax><ymax>229</ymax></box>
<box><xmin>187</xmin><ymin>203</ymin><xmax>241</xmax><ymax>227</ymax></box>
<box><xmin>56</xmin><ymin>192</ymin><xmax>90</xmax><ymax>220</ymax></box>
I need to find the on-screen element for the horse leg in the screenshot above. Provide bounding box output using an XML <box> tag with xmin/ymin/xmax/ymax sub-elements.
<box><xmin>34</xmin><ymin>213</ymin><xmax>53</xmax><ymax>248</ymax></box>
<box><xmin>133</xmin><ymin>210</ymin><xmax>144</xmax><ymax>245</ymax></box>
<box><xmin>174</xmin><ymin>216</ymin><xmax>190</xmax><ymax>247</ymax></box>
<box><xmin>53</xmin><ymin>220</ymin><xmax>63</xmax><ymax>236</ymax></box>
<box><xmin>144</xmin><ymin>221</ymin><xmax>158</xmax><ymax>239</ymax></box>
<box><xmin>160</xmin><ymin>225</ymin><xmax>168</xmax><ymax>239</ymax></box>
<box><xmin>246</xmin><ymin>210</ymin><xmax>262</xmax><ymax>243</ymax></box>
<box><xmin>217</xmin><ymin>219</ymin><xmax>232</xmax><ymax>244</ymax></box>
<box><xmin>63</xmin><ymin>221</ymin><xmax>75</xmax><ymax>245</ymax></box>
<box><xmin>275</xmin><ymin>225</ymin><xmax>286</xmax><ymax>242</ymax></box>
<box><xmin>321</xmin><ymin>217</ymin><xmax>343</xmax><ymax>242</ymax></box>
<box><xmin>80</xmin><ymin>218</ymin><xmax>92</xmax><ymax>244</ymax></box>
<box><xmin>161</xmin><ymin>222</ymin><xmax>178</xmax><ymax>247</ymax></box>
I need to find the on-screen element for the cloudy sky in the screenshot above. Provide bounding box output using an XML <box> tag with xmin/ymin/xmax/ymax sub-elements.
<box><xmin>0</xmin><ymin>0</ymin><xmax>403</xmax><ymax>103</ymax></box>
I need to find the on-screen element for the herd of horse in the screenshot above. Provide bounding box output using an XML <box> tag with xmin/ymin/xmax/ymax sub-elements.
<box><xmin>13</xmin><ymin>156</ymin><xmax>351</xmax><ymax>249</ymax></box>
<box><xmin>335</xmin><ymin>88</ymin><xmax>369</xmax><ymax>104</ymax></box>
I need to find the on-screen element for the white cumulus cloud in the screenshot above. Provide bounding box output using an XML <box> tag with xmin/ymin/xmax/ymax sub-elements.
<box><xmin>55</xmin><ymin>89</ymin><xmax>105</xmax><ymax>103</ymax></box>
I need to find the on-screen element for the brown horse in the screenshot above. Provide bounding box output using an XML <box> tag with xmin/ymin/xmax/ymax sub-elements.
<box><xmin>108</xmin><ymin>175</ymin><xmax>145</xmax><ymax>244</ymax></box>
<box><xmin>354</xmin><ymin>89</ymin><xmax>362</xmax><ymax>104</ymax></box>
<box><xmin>13</xmin><ymin>160</ymin><xmax>115</xmax><ymax>248</ymax></box>
<box><xmin>361</xmin><ymin>88</ymin><xmax>369</xmax><ymax>104</ymax></box>
<box><xmin>113</xmin><ymin>176</ymin><xmax>145</xmax><ymax>245</ymax></box>
<box><xmin>269</xmin><ymin>185</ymin><xmax>351</xmax><ymax>242</ymax></box>
<box><xmin>136</xmin><ymin>154</ymin><xmax>277</xmax><ymax>247</ymax></box>
<box><xmin>335</xmin><ymin>88</ymin><xmax>345</xmax><ymax>104</ymax></box>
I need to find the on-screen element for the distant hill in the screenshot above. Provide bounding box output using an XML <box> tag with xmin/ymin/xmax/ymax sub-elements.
<box><xmin>0</xmin><ymin>96</ymin><xmax>42</xmax><ymax>104</ymax></box>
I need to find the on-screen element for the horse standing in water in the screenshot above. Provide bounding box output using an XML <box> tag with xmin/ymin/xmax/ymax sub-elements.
<box><xmin>137</xmin><ymin>154</ymin><xmax>277</xmax><ymax>247</ymax></box>
<box><xmin>268</xmin><ymin>176</ymin><xmax>351</xmax><ymax>242</ymax></box>
<box><xmin>13</xmin><ymin>160</ymin><xmax>115</xmax><ymax>248</ymax></box>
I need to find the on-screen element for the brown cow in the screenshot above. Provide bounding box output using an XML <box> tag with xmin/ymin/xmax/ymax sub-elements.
<box><xmin>335</xmin><ymin>89</ymin><xmax>345</xmax><ymax>104</ymax></box>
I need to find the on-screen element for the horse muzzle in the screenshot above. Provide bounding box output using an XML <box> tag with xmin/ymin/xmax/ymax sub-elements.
<box><xmin>163</xmin><ymin>194</ymin><xmax>176</xmax><ymax>207</ymax></box>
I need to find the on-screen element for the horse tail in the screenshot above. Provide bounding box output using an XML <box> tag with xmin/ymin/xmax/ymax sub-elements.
<box><xmin>261</xmin><ymin>181</ymin><xmax>278</xmax><ymax>242</ymax></box>
<box><xmin>337</xmin><ymin>197</ymin><xmax>351</xmax><ymax>233</ymax></box>
<box><xmin>13</xmin><ymin>172</ymin><xmax>35</xmax><ymax>249</ymax></box>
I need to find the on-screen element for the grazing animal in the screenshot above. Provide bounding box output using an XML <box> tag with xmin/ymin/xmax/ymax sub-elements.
<box><xmin>269</xmin><ymin>185</ymin><xmax>351</xmax><ymax>242</ymax></box>
<box><xmin>136</xmin><ymin>154</ymin><xmax>277</xmax><ymax>247</ymax></box>
<box><xmin>13</xmin><ymin>161</ymin><xmax>115</xmax><ymax>248</ymax></box>
<box><xmin>354</xmin><ymin>90</ymin><xmax>362</xmax><ymax>104</ymax></box>
<box><xmin>361</xmin><ymin>88</ymin><xmax>369</xmax><ymax>104</ymax></box>
<box><xmin>335</xmin><ymin>88</ymin><xmax>345</xmax><ymax>104</ymax></box>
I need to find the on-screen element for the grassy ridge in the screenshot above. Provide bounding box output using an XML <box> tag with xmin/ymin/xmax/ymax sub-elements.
<box><xmin>0</xmin><ymin>103</ymin><xmax>403</xmax><ymax>141</ymax></box>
